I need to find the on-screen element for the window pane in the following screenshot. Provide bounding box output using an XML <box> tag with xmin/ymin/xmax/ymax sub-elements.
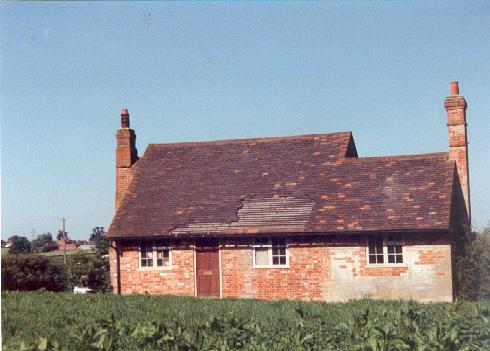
<box><xmin>270</xmin><ymin>237</ymin><xmax>287</xmax><ymax>265</ymax></box>
<box><xmin>369</xmin><ymin>235</ymin><xmax>404</xmax><ymax>265</ymax></box>
<box><xmin>141</xmin><ymin>244</ymin><xmax>151</xmax><ymax>267</ymax></box>
<box><xmin>255</xmin><ymin>248</ymin><xmax>269</xmax><ymax>265</ymax></box>
<box><xmin>155</xmin><ymin>249</ymin><xmax>170</xmax><ymax>267</ymax></box>
<box><xmin>369</xmin><ymin>253</ymin><xmax>384</xmax><ymax>264</ymax></box>
<box><xmin>369</xmin><ymin>235</ymin><xmax>383</xmax><ymax>257</ymax></box>
<box><xmin>272</xmin><ymin>247</ymin><xmax>286</xmax><ymax>256</ymax></box>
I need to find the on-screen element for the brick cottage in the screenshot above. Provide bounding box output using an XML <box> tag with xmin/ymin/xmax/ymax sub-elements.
<box><xmin>108</xmin><ymin>82</ymin><xmax>470</xmax><ymax>302</ymax></box>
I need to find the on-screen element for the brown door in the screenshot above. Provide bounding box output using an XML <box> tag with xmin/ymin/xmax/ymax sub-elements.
<box><xmin>196</xmin><ymin>239</ymin><xmax>220</xmax><ymax>298</ymax></box>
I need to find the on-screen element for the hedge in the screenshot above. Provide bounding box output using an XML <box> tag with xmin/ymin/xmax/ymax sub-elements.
<box><xmin>1</xmin><ymin>253</ymin><xmax>110</xmax><ymax>292</ymax></box>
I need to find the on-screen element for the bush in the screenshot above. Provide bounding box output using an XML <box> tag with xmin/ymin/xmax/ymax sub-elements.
<box><xmin>1</xmin><ymin>254</ymin><xmax>65</xmax><ymax>291</ymax></box>
<box><xmin>39</xmin><ymin>241</ymin><xmax>59</xmax><ymax>253</ymax></box>
<box><xmin>2</xmin><ymin>252</ymin><xmax>111</xmax><ymax>293</ymax></box>
<box><xmin>65</xmin><ymin>252</ymin><xmax>111</xmax><ymax>292</ymax></box>
<box><xmin>456</xmin><ymin>226</ymin><xmax>490</xmax><ymax>300</ymax></box>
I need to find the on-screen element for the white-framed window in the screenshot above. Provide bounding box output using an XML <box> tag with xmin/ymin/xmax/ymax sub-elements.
<box><xmin>367</xmin><ymin>234</ymin><xmax>404</xmax><ymax>265</ymax></box>
<box><xmin>252</xmin><ymin>237</ymin><xmax>288</xmax><ymax>268</ymax></box>
<box><xmin>139</xmin><ymin>242</ymin><xmax>171</xmax><ymax>269</ymax></box>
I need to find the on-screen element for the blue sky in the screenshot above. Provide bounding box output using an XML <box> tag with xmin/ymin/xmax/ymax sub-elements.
<box><xmin>1</xmin><ymin>2</ymin><xmax>489</xmax><ymax>240</ymax></box>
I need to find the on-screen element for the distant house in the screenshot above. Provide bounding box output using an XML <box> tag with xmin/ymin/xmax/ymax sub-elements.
<box><xmin>108</xmin><ymin>82</ymin><xmax>470</xmax><ymax>302</ymax></box>
<box><xmin>78</xmin><ymin>243</ymin><xmax>96</xmax><ymax>251</ymax></box>
<box><xmin>56</xmin><ymin>237</ymin><xmax>78</xmax><ymax>251</ymax></box>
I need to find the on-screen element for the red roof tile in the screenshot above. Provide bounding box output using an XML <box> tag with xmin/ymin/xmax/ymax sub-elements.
<box><xmin>108</xmin><ymin>132</ymin><xmax>454</xmax><ymax>238</ymax></box>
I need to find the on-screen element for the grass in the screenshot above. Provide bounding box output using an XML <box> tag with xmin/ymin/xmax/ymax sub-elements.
<box><xmin>2</xmin><ymin>291</ymin><xmax>490</xmax><ymax>350</ymax></box>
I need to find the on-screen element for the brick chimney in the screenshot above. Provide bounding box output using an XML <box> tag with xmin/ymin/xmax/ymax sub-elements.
<box><xmin>115</xmin><ymin>108</ymin><xmax>138</xmax><ymax>211</ymax></box>
<box><xmin>444</xmin><ymin>81</ymin><xmax>470</xmax><ymax>221</ymax></box>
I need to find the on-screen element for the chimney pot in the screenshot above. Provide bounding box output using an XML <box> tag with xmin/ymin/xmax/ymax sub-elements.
<box><xmin>121</xmin><ymin>108</ymin><xmax>130</xmax><ymax>128</ymax></box>
<box><xmin>450</xmin><ymin>81</ymin><xmax>459</xmax><ymax>96</ymax></box>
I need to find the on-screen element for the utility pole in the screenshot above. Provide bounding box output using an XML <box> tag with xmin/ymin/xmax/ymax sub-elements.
<box><xmin>58</xmin><ymin>217</ymin><xmax>67</xmax><ymax>264</ymax></box>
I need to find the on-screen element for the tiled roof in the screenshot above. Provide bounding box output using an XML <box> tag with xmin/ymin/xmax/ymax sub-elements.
<box><xmin>108</xmin><ymin>132</ymin><xmax>455</xmax><ymax>238</ymax></box>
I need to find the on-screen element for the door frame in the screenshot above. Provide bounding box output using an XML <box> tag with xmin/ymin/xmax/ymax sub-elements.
<box><xmin>194</xmin><ymin>238</ymin><xmax>222</xmax><ymax>298</ymax></box>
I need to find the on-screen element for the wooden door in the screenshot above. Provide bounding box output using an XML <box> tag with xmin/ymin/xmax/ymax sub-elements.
<box><xmin>196</xmin><ymin>239</ymin><xmax>220</xmax><ymax>298</ymax></box>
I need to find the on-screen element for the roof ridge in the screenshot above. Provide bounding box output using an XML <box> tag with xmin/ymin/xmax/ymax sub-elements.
<box><xmin>146</xmin><ymin>131</ymin><xmax>352</xmax><ymax>148</ymax></box>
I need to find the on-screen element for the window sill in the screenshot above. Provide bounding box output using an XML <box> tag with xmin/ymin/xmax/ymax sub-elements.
<box><xmin>138</xmin><ymin>266</ymin><xmax>173</xmax><ymax>271</ymax></box>
<box><xmin>365</xmin><ymin>263</ymin><xmax>407</xmax><ymax>268</ymax></box>
<box><xmin>252</xmin><ymin>265</ymin><xmax>290</xmax><ymax>269</ymax></box>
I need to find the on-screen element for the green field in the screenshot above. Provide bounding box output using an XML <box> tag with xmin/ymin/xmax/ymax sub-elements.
<box><xmin>2</xmin><ymin>292</ymin><xmax>490</xmax><ymax>351</ymax></box>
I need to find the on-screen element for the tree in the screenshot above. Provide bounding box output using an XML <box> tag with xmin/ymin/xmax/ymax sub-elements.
<box><xmin>89</xmin><ymin>227</ymin><xmax>109</xmax><ymax>255</ymax></box>
<box><xmin>56</xmin><ymin>230</ymin><xmax>69</xmax><ymax>240</ymax></box>
<box><xmin>8</xmin><ymin>235</ymin><xmax>31</xmax><ymax>255</ymax></box>
<box><xmin>31</xmin><ymin>232</ymin><xmax>57</xmax><ymax>253</ymax></box>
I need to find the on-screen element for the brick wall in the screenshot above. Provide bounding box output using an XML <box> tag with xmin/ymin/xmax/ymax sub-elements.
<box><xmin>115</xmin><ymin>127</ymin><xmax>138</xmax><ymax>211</ymax></box>
<box><xmin>327</xmin><ymin>233</ymin><xmax>452</xmax><ymax>302</ymax></box>
<box><xmin>221</xmin><ymin>237</ymin><xmax>330</xmax><ymax>301</ymax></box>
<box><xmin>113</xmin><ymin>240</ymin><xmax>195</xmax><ymax>295</ymax></box>
<box><xmin>111</xmin><ymin>233</ymin><xmax>453</xmax><ymax>302</ymax></box>
<box><xmin>115</xmin><ymin>168</ymin><xmax>134</xmax><ymax>210</ymax></box>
